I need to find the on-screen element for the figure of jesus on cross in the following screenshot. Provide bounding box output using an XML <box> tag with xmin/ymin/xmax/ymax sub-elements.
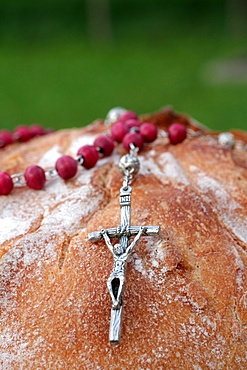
<box><xmin>100</xmin><ymin>225</ymin><xmax>146</xmax><ymax>310</ymax></box>
<box><xmin>88</xmin><ymin>150</ymin><xmax>159</xmax><ymax>344</ymax></box>
<box><xmin>88</xmin><ymin>183</ymin><xmax>159</xmax><ymax>344</ymax></box>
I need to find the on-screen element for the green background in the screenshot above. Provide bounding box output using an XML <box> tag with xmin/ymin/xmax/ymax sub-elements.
<box><xmin>0</xmin><ymin>0</ymin><xmax>246</xmax><ymax>131</ymax></box>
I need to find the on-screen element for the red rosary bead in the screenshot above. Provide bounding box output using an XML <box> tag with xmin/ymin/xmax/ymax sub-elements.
<box><xmin>0</xmin><ymin>172</ymin><xmax>14</xmax><ymax>195</ymax></box>
<box><xmin>77</xmin><ymin>145</ymin><xmax>99</xmax><ymax>169</ymax></box>
<box><xmin>0</xmin><ymin>130</ymin><xmax>14</xmax><ymax>148</ymax></box>
<box><xmin>119</xmin><ymin>110</ymin><xmax>138</xmax><ymax>122</ymax></box>
<box><xmin>140</xmin><ymin>122</ymin><xmax>158</xmax><ymax>143</ymax></box>
<box><xmin>25</xmin><ymin>165</ymin><xmax>46</xmax><ymax>190</ymax></box>
<box><xmin>122</xmin><ymin>132</ymin><xmax>144</xmax><ymax>151</ymax></box>
<box><xmin>125</xmin><ymin>119</ymin><xmax>141</xmax><ymax>130</ymax></box>
<box><xmin>168</xmin><ymin>123</ymin><xmax>187</xmax><ymax>145</ymax></box>
<box><xmin>14</xmin><ymin>126</ymin><xmax>32</xmax><ymax>142</ymax></box>
<box><xmin>111</xmin><ymin>121</ymin><xmax>129</xmax><ymax>143</ymax></box>
<box><xmin>94</xmin><ymin>135</ymin><xmax>114</xmax><ymax>157</ymax></box>
<box><xmin>29</xmin><ymin>124</ymin><xmax>46</xmax><ymax>138</ymax></box>
<box><xmin>55</xmin><ymin>155</ymin><xmax>78</xmax><ymax>180</ymax></box>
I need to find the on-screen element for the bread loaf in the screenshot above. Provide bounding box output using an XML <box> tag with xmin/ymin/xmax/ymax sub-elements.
<box><xmin>0</xmin><ymin>108</ymin><xmax>247</xmax><ymax>369</ymax></box>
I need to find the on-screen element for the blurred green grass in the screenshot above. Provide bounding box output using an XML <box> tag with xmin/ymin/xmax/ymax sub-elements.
<box><xmin>0</xmin><ymin>1</ymin><xmax>247</xmax><ymax>132</ymax></box>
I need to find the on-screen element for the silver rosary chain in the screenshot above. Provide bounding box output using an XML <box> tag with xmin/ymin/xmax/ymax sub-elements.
<box><xmin>11</xmin><ymin>173</ymin><xmax>27</xmax><ymax>187</ymax></box>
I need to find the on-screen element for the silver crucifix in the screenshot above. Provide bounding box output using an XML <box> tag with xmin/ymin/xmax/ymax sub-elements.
<box><xmin>88</xmin><ymin>147</ymin><xmax>159</xmax><ymax>345</ymax></box>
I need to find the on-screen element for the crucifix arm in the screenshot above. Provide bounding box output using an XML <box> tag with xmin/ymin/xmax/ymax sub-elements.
<box><xmin>101</xmin><ymin>229</ymin><xmax>114</xmax><ymax>254</ymax></box>
<box><xmin>126</xmin><ymin>226</ymin><xmax>145</xmax><ymax>255</ymax></box>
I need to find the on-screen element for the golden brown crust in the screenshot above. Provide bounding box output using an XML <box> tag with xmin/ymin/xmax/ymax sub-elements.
<box><xmin>0</xmin><ymin>109</ymin><xmax>247</xmax><ymax>369</ymax></box>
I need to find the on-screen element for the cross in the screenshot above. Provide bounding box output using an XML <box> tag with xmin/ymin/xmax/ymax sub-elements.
<box><xmin>88</xmin><ymin>183</ymin><xmax>159</xmax><ymax>345</ymax></box>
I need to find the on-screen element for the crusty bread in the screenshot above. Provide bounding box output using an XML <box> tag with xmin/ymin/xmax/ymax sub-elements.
<box><xmin>0</xmin><ymin>108</ymin><xmax>247</xmax><ymax>369</ymax></box>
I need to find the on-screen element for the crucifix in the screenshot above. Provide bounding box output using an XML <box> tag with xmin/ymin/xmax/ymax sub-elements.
<box><xmin>88</xmin><ymin>150</ymin><xmax>160</xmax><ymax>345</ymax></box>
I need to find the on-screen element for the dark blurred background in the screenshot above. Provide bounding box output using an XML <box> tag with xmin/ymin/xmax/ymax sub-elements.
<box><xmin>0</xmin><ymin>0</ymin><xmax>246</xmax><ymax>131</ymax></box>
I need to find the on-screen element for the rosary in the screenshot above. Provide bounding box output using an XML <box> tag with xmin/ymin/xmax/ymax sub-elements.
<box><xmin>0</xmin><ymin>107</ymin><xmax>239</xmax><ymax>344</ymax></box>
